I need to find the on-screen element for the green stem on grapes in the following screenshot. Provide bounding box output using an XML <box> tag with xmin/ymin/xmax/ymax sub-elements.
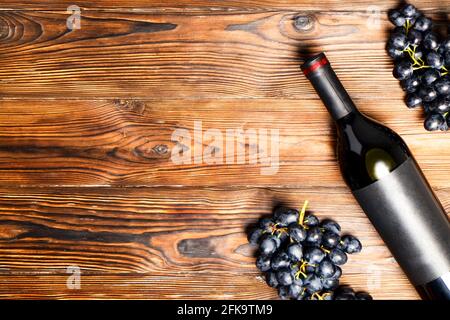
<box><xmin>417</xmin><ymin>56</ymin><xmax>425</xmax><ymax>65</ymax></box>
<box><xmin>404</xmin><ymin>19</ymin><xmax>411</xmax><ymax>34</ymax></box>
<box><xmin>320</xmin><ymin>245</ymin><xmax>331</xmax><ymax>254</ymax></box>
<box><xmin>312</xmin><ymin>292</ymin><xmax>324</xmax><ymax>300</ymax></box>
<box><xmin>403</xmin><ymin>46</ymin><xmax>421</xmax><ymax>67</ymax></box>
<box><xmin>413</xmin><ymin>65</ymin><xmax>431</xmax><ymax>70</ymax></box>
<box><xmin>274</xmin><ymin>227</ymin><xmax>288</xmax><ymax>238</ymax></box>
<box><xmin>295</xmin><ymin>268</ymin><xmax>307</xmax><ymax>279</ymax></box>
<box><xmin>298</xmin><ymin>200</ymin><xmax>309</xmax><ymax>227</ymax></box>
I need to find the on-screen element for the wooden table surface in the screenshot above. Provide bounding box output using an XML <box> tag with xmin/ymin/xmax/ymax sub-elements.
<box><xmin>0</xmin><ymin>0</ymin><xmax>449</xmax><ymax>300</ymax></box>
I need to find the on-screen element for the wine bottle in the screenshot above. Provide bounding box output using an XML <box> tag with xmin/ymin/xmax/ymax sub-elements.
<box><xmin>301</xmin><ymin>52</ymin><xmax>450</xmax><ymax>300</ymax></box>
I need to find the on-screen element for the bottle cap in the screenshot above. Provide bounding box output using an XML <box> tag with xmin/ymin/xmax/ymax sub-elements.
<box><xmin>301</xmin><ymin>53</ymin><xmax>330</xmax><ymax>77</ymax></box>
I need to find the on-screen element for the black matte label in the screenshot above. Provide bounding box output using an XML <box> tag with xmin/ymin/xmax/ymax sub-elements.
<box><xmin>353</xmin><ymin>158</ymin><xmax>450</xmax><ymax>286</ymax></box>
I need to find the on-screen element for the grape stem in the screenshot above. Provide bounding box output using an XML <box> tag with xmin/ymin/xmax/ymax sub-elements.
<box><xmin>313</xmin><ymin>292</ymin><xmax>325</xmax><ymax>300</ymax></box>
<box><xmin>441</xmin><ymin>66</ymin><xmax>448</xmax><ymax>76</ymax></box>
<box><xmin>404</xmin><ymin>18</ymin><xmax>412</xmax><ymax>34</ymax></box>
<box><xmin>298</xmin><ymin>200</ymin><xmax>309</xmax><ymax>227</ymax></box>
<box><xmin>320</xmin><ymin>245</ymin><xmax>331</xmax><ymax>254</ymax></box>
<box><xmin>413</xmin><ymin>65</ymin><xmax>431</xmax><ymax>70</ymax></box>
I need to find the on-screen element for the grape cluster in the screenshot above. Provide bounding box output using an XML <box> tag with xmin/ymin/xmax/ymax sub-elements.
<box><xmin>387</xmin><ymin>3</ymin><xmax>450</xmax><ymax>131</ymax></box>
<box><xmin>248</xmin><ymin>201</ymin><xmax>372</xmax><ymax>300</ymax></box>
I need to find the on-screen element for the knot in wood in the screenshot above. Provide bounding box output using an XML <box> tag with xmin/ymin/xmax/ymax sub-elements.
<box><xmin>293</xmin><ymin>14</ymin><xmax>314</xmax><ymax>31</ymax></box>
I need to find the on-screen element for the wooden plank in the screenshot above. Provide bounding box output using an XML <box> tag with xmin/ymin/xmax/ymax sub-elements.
<box><xmin>0</xmin><ymin>273</ymin><xmax>417</xmax><ymax>300</ymax></box>
<box><xmin>0</xmin><ymin>186</ymin><xmax>433</xmax><ymax>299</ymax></box>
<box><xmin>0</xmin><ymin>99</ymin><xmax>449</xmax><ymax>187</ymax></box>
<box><xmin>1</xmin><ymin>9</ymin><xmax>448</xmax><ymax>99</ymax></box>
<box><xmin>0</xmin><ymin>0</ymin><xmax>441</xmax><ymax>12</ymax></box>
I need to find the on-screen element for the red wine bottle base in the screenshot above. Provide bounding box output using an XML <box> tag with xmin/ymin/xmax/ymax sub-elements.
<box><xmin>416</xmin><ymin>272</ymin><xmax>450</xmax><ymax>300</ymax></box>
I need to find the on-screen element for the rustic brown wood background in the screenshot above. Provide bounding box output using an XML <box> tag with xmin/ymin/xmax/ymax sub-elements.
<box><xmin>0</xmin><ymin>0</ymin><xmax>449</xmax><ymax>300</ymax></box>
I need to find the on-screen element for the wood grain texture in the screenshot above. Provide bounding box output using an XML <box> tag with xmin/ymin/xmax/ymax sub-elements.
<box><xmin>1</xmin><ymin>0</ymin><xmax>449</xmax><ymax>300</ymax></box>
<box><xmin>0</xmin><ymin>99</ymin><xmax>449</xmax><ymax>187</ymax></box>
<box><xmin>0</xmin><ymin>273</ymin><xmax>416</xmax><ymax>300</ymax></box>
<box><xmin>1</xmin><ymin>185</ymin><xmax>438</xmax><ymax>299</ymax></box>
<box><xmin>0</xmin><ymin>8</ymin><xmax>447</xmax><ymax>99</ymax></box>
<box><xmin>0</xmin><ymin>0</ymin><xmax>443</xmax><ymax>11</ymax></box>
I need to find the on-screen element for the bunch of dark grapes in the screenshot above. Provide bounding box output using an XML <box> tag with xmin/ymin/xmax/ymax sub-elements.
<box><xmin>248</xmin><ymin>201</ymin><xmax>372</xmax><ymax>300</ymax></box>
<box><xmin>387</xmin><ymin>3</ymin><xmax>450</xmax><ymax>131</ymax></box>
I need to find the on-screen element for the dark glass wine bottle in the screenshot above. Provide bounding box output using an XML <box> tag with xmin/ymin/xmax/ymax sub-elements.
<box><xmin>301</xmin><ymin>52</ymin><xmax>450</xmax><ymax>300</ymax></box>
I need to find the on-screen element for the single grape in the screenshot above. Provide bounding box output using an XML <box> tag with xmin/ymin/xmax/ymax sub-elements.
<box><xmin>288</xmin><ymin>284</ymin><xmax>303</xmax><ymax>299</ymax></box>
<box><xmin>275</xmin><ymin>209</ymin><xmax>299</xmax><ymax>227</ymax></box>
<box><xmin>277</xmin><ymin>286</ymin><xmax>290</xmax><ymax>300</ymax></box>
<box><xmin>388</xmin><ymin>10</ymin><xmax>406</xmax><ymax>27</ymax></box>
<box><xmin>424</xmin><ymin>113</ymin><xmax>445</xmax><ymax>131</ymax></box>
<box><xmin>276</xmin><ymin>268</ymin><xmax>294</xmax><ymax>286</ymax></box>
<box><xmin>334</xmin><ymin>286</ymin><xmax>356</xmax><ymax>300</ymax></box>
<box><xmin>316</xmin><ymin>258</ymin><xmax>336</xmax><ymax>278</ymax></box>
<box><xmin>322</xmin><ymin>277</ymin><xmax>340</xmax><ymax>290</ymax></box>
<box><xmin>306</xmin><ymin>226</ymin><xmax>323</xmax><ymax>244</ymax></box>
<box><xmin>389</xmin><ymin>32</ymin><xmax>409</xmax><ymax>50</ymax></box>
<box><xmin>413</xmin><ymin>15</ymin><xmax>432</xmax><ymax>32</ymax></box>
<box><xmin>248</xmin><ymin>228</ymin><xmax>264</xmax><ymax>245</ymax></box>
<box><xmin>266</xmin><ymin>271</ymin><xmax>279</xmax><ymax>288</ymax></box>
<box><xmin>273</xmin><ymin>206</ymin><xmax>287</xmax><ymax>220</ymax></box>
<box><xmin>393</xmin><ymin>60</ymin><xmax>413</xmax><ymax>80</ymax></box>
<box><xmin>405</xmin><ymin>93</ymin><xmax>422</xmax><ymax>108</ymax></box>
<box><xmin>259</xmin><ymin>217</ymin><xmax>274</xmax><ymax>230</ymax></box>
<box><xmin>329</xmin><ymin>248</ymin><xmax>348</xmax><ymax>265</ymax></box>
<box><xmin>271</xmin><ymin>251</ymin><xmax>291</xmax><ymax>270</ymax></box>
<box><xmin>401</xmin><ymin>75</ymin><xmax>421</xmax><ymax>93</ymax></box>
<box><xmin>356</xmin><ymin>292</ymin><xmax>373</xmax><ymax>300</ymax></box>
<box><xmin>270</xmin><ymin>234</ymin><xmax>282</xmax><ymax>248</ymax></box>
<box><xmin>341</xmin><ymin>235</ymin><xmax>362</xmax><ymax>254</ymax></box>
<box><xmin>332</xmin><ymin>265</ymin><xmax>342</xmax><ymax>279</ymax></box>
<box><xmin>303</xmin><ymin>274</ymin><xmax>323</xmax><ymax>294</ymax></box>
<box><xmin>407</xmin><ymin>29</ymin><xmax>423</xmax><ymax>46</ymax></box>
<box><xmin>426</xmin><ymin>51</ymin><xmax>444</xmax><ymax>69</ymax></box>
<box><xmin>401</xmin><ymin>4</ymin><xmax>418</xmax><ymax>18</ymax></box>
<box><xmin>303</xmin><ymin>213</ymin><xmax>319</xmax><ymax>227</ymax></box>
<box><xmin>256</xmin><ymin>255</ymin><xmax>271</xmax><ymax>272</ymax></box>
<box><xmin>288</xmin><ymin>224</ymin><xmax>307</xmax><ymax>242</ymax></box>
<box><xmin>334</xmin><ymin>292</ymin><xmax>355</xmax><ymax>300</ymax></box>
<box><xmin>304</xmin><ymin>246</ymin><xmax>326</xmax><ymax>264</ymax></box>
<box><xmin>259</xmin><ymin>236</ymin><xmax>277</xmax><ymax>256</ymax></box>
<box><xmin>418</xmin><ymin>85</ymin><xmax>438</xmax><ymax>102</ymax></box>
<box><xmin>431</xmin><ymin>97</ymin><xmax>450</xmax><ymax>114</ymax></box>
<box><xmin>286</xmin><ymin>243</ymin><xmax>303</xmax><ymax>262</ymax></box>
<box><xmin>387</xmin><ymin>45</ymin><xmax>405</xmax><ymax>60</ymax></box>
<box><xmin>421</xmin><ymin>68</ymin><xmax>440</xmax><ymax>86</ymax></box>
<box><xmin>423</xmin><ymin>32</ymin><xmax>440</xmax><ymax>50</ymax></box>
<box><xmin>434</xmin><ymin>77</ymin><xmax>450</xmax><ymax>95</ymax></box>
<box><xmin>320</xmin><ymin>219</ymin><xmax>341</xmax><ymax>234</ymax></box>
<box><xmin>321</xmin><ymin>230</ymin><xmax>341</xmax><ymax>249</ymax></box>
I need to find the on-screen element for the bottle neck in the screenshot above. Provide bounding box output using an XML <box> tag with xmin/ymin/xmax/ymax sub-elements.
<box><xmin>301</xmin><ymin>53</ymin><xmax>357</xmax><ymax>121</ymax></box>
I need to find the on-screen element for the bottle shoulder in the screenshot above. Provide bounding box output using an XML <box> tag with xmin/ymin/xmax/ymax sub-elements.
<box><xmin>335</xmin><ymin>112</ymin><xmax>412</xmax><ymax>190</ymax></box>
